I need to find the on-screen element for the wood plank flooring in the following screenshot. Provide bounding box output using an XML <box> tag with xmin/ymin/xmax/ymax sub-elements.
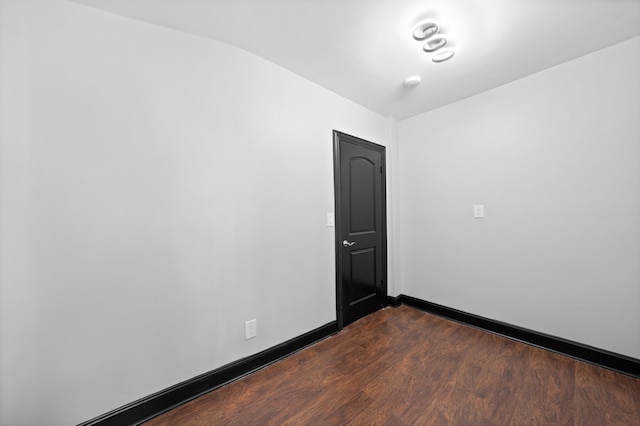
<box><xmin>144</xmin><ymin>306</ymin><xmax>640</xmax><ymax>425</ymax></box>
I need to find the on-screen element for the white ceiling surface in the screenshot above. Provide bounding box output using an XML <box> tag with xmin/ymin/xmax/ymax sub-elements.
<box><xmin>73</xmin><ymin>0</ymin><xmax>640</xmax><ymax>120</ymax></box>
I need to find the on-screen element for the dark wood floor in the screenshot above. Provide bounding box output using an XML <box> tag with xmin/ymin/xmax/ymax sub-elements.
<box><xmin>145</xmin><ymin>306</ymin><xmax>640</xmax><ymax>425</ymax></box>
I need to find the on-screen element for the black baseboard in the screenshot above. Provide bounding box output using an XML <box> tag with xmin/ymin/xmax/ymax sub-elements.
<box><xmin>398</xmin><ymin>294</ymin><xmax>640</xmax><ymax>378</ymax></box>
<box><xmin>79</xmin><ymin>321</ymin><xmax>338</xmax><ymax>426</ymax></box>
<box><xmin>386</xmin><ymin>295</ymin><xmax>402</xmax><ymax>307</ymax></box>
<box><xmin>80</xmin><ymin>295</ymin><xmax>640</xmax><ymax>425</ymax></box>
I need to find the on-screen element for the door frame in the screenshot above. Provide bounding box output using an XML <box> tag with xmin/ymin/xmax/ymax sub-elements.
<box><xmin>333</xmin><ymin>130</ymin><xmax>388</xmax><ymax>330</ymax></box>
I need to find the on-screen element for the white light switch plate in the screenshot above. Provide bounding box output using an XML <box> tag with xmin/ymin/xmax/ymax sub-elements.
<box><xmin>327</xmin><ymin>213</ymin><xmax>335</xmax><ymax>227</ymax></box>
<box><xmin>474</xmin><ymin>205</ymin><xmax>485</xmax><ymax>218</ymax></box>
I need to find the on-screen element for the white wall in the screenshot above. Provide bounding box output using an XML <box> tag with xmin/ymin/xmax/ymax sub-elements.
<box><xmin>0</xmin><ymin>1</ymin><xmax>396</xmax><ymax>424</ymax></box>
<box><xmin>399</xmin><ymin>36</ymin><xmax>640</xmax><ymax>359</ymax></box>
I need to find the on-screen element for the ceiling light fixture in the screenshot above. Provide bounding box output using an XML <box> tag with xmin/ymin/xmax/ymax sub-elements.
<box><xmin>411</xmin><ymin>18</ymin><xmax>454</xmax><ymax>63</ymax></box>
<box><xmin>412</xmin><ymin>20</ymin><xmax>439</xmax><ymax>41</ymax></box>
<box><xmin>403</xmin><ymin>75</ymin><xmax>422</xmax><ymax>88</ymax></box>
<box><xmin>432</xmin><ymin>49</ymin><xmax>455</xmax><ymax>63</ymax></box>
<box><xmin>423</xmin><ymin>35</ymin><xmax>448</xmax><ymax>52</ymax></box>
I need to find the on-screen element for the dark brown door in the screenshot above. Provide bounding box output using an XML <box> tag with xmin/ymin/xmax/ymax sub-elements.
<box><xmin>333</xmin><ymin>131</ymin><xmax>387</xmax><ymax>329</ymax></box>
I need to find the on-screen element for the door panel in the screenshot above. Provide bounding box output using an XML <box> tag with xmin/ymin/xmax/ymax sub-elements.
<box><xmin>349</xmin><ymin>248</ymin><xmax>376</xmax><ymax>304</ymax></box>
<box><xmin>349</xmin><ymin>157</ymin><xmax>376</xmax><ymax>233</ymax></box>
<box><xmin>334</xmin><ymin>131</ymin><xmax>387</xmax><ymax>328</ymax></box>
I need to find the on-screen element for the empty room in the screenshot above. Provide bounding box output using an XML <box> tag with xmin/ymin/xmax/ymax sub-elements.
<box><xmin>1</xmin><ymin>0</ymin><xmax>639</xmax><ymax>425</ymax></box>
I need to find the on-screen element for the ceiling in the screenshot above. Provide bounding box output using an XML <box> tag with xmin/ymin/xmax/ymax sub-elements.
<box><xmin>73</xmin><ymin>0</ymin><xmax>640</xmax><ymax>120</ymax></box>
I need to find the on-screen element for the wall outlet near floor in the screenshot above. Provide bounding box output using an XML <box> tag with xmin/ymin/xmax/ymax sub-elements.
<box><xmin>473</xmin><ymin>204</ymin><xmax>485</xmax><ymax>218</ymax></box>
<box><xmin>245</xmin><ymin>319</ymin><xmax>257</xmax><ymax>340</ymax></box>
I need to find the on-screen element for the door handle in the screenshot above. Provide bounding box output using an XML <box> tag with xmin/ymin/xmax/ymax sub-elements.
<box><xmin>342</xmin><ymin>240</ymin><xmax>356</xmax><ymax>247</ymax></box>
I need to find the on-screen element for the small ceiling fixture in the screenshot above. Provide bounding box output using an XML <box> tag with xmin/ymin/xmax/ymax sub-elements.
<box><xmin>432</xmin><ymin>50</ymin><xmax>455</xmax><ymax>63</ymax></box>
<box><xmin>423</xmin><ymin>35</ymin><xmax>447</xmax><ymax>52</ymax></box>
<box><xmin>412</xmin><ymin>20</ymin><xmax>439</xmax><ymax>41</ymax></box>
<box><xmin>403</xmin><ymin>75</ymin><xmax>422</xmax><ymax>88</ymax></box>
<box><xmin>411</xmin><ymin>19</ymin><xmax>454</xmax><ymax>63</ymax></box>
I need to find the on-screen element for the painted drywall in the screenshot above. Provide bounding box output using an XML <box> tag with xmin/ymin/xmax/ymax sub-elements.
<box><xmin>0</xmin><ymin>1</ymin><xmax>398</xmax><ymax>424</ymax></box>
<box><xmin>399</xmin><ymin>36</ymin><xmax>640</xmax><ymax>359</ymax></box>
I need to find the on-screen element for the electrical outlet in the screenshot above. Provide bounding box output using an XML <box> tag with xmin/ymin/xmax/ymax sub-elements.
<box><xmin>245</xmin><ymin>319</ymin><xmax>257</xmax><ymax>340</ymax></box>
<box><xmin>473</xmin><ymin>204</ymin><xmax>485</xmax><ymax>218</ymax></box>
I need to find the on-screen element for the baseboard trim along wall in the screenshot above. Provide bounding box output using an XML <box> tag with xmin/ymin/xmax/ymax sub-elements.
<box><xmin>80</xmin><ymin>294</ymin><xmax>639</xmax><ymax>424</ymax></box>
<box><xmin>78</xmin><ymin>321</ymin><xmax>338</xmax><ymax>426</ymax></box>
<box><xmin>386</xmin><ymin>295</ymin><xmax>402</xmax><ymax>307</ymax></box>
<box><xmin>397</xmin><ymin>294</ymin><xmax>640</xmax><ymax>378</ymax></box>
